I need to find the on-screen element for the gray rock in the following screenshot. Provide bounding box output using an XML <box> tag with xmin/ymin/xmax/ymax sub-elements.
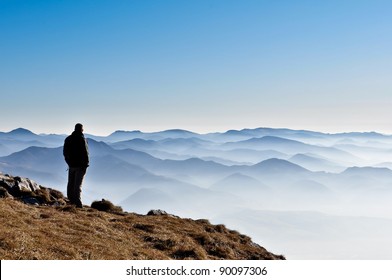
<box><xmin>0</xmin><ymin>174</ymin><xmax>14</xmax><ymax>190</ymax></box>
<box><xmin>0</xmin><ymin>186</ymin><xmax>12</xmax><ymax>198</ymax></box>
<box><xmin>147</xmin><ymin>209</ymin><xmax>169</xmax><ymax>216</ymax></box>
<box><xmin>13</xmin><ymin>176</ymin><xmax>41</xmax><ymax>193</ymax></box>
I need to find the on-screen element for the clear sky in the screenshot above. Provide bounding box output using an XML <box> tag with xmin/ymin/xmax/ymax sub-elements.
<box><xmin>1</xmin><ymin>0</ymin><xmax>392</xmax><ymax>135</ymax></box>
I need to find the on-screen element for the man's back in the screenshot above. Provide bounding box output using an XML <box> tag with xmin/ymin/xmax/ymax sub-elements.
<box><xmin>63</xmin><ymin>130</ymin><xmax>89</xmax><ymax>168</ymax></box>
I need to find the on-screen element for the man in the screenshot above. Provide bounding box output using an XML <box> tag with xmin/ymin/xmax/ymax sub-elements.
<box><xmin>63</xmin><ymin>123</ymin><xmax>89</xmax><ymax>208</ymax></box>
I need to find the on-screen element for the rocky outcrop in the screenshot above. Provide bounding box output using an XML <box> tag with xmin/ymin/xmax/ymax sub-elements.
<box><xmin>0</xmin><ymin>173</ymin><xmax>66</xmax><ymax>206</ymax></box>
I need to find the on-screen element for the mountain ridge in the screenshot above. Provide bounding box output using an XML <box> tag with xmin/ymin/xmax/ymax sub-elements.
<box><xmin>2</xmin><ymin>127</ymin><xmax>392</xmax><ymax>259</ymax></box>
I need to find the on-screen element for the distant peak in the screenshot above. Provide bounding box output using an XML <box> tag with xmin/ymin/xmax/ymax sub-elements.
<box><xmin>160</xmin><ymin>129</ymin><xmax>196</xmax><ymax>135</ymax></box>
<box><xmin>8</xmin><ymin>128</ymin><xmax>35</xmax><ymax>135</ymax></box>
<box><xmin>114</xmin><ymin>130</ymin><xmax>141</xmax><ymax>133</ymax></box>
<box><xmin>255</xmin><ymin>158</ymin><xmax>310</xmax><ymax>172</ymax></box>
<box><xmin>163</xmin><ymin>129</ymin><xmax>190</xmax><ymax>132</ymax></box>
<box><xmin>110</xmin><ymin>130</ymin><xmax>141</xmax><ymax>135</ymax></box>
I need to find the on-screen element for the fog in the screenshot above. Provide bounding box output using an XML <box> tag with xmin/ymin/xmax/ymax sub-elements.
<box><xmin>1</xmin><ymin>127</ymin><xmax>392</xmax><ymax>259</ymax></box>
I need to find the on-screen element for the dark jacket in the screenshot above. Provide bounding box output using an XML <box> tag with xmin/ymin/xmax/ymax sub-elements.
<box><xmin>63</xmin><ymin>131</ymin><xmax>89</xmax><ymax>168</ymax></box>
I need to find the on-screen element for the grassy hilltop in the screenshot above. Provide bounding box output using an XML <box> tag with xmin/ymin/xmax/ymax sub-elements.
<box><xmin>0</xmin><ymin>174</ymin><xmax>284</xmax><ymax>260</ymax></box>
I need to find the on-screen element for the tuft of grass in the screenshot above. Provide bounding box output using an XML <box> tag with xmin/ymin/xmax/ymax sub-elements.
<box><xmin>91</xmin><ymin>199</ymin><xmax>123</xmax><ymax>213</ymax></box>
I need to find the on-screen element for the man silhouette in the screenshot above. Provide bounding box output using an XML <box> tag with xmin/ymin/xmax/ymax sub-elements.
<box><xmin>63</xmin><ymin>123</ymin><xmax>89</xmax><ymax>208</ymax></box>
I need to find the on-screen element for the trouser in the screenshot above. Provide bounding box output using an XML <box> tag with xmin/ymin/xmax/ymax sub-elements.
<box><xmin>67</xmin><ymin>167</ymin><xmax>87</xmax><ymax>207</ymax></box>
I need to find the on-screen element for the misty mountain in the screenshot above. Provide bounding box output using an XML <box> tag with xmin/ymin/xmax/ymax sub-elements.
<box><xmin>0</xmin><ymin>139</ymin><xmax>48</xmax><ymax>157</ymax></box>
<box><xmin>121</xmin><ymin>188</ymin><xmax>177</xmax><ymax>214</ymax></box>
<box><xmin>222</xmin><ymin>136</ymin><xmax>309</xmax><ymax>151</ymax></box>
<box><xmin>87</xmin><ymin>139</ymin><xmax>162</xmax><ymax>168</ymax></box>
<box><xmin>210</xmin><ymin>173</ymin><xmax>270</xmax><ymax>201</ymax></box>
<box><xmin>0</xmin><ymin>164</ymin><xmax>64</xmax><ymax>187</ymax></box>
<box><xmin>0</xmin><ymin>143</ymin><xmax>10</xmax><ymax>157</ymax></box>
<box><xmin>0</xmin><ymin>140</ymin><xmax>206</xmax><ymax>203</ymax></box>
<box><xmin>2</xmin><ymin>126</ymin><xmax>392</xmax><ymax>259</ymax></box>
<box><xmin>289</xmin><ymin>153</ymin><xmax>345</xmax><ymax>173</ymax></box>
<box><xmin>0</xmin><ymin>128</ymin><xmax>65</xmax><ymax>156</ymax></box>
<box><xmin>110</xmin><ymin>137</ymin><xmax>215</xmax><ymax>156</ymax></box>
<box><xmin>142</xmin><ymin>157</ymin><xmax>236</xmax><ymax>187</ymax></box>
<box><xmin>121</xmin><ymin>182</ymin><xmax>243</xmax><ymax>218</ymax></box>
<box><xmin>288</xmin><ymin>179</ymin><xmax>332</xmax><ymax>194</ymax></box>
<box><xmin>204</xmin><ymin>127</ymin><xmax>327</xmax><ymax>143</ymax></box>
<box><xmin>338</xmin><ymin>166</ymin><xmax>392</xmax><ymax>190</ymax></box>
<box><xmin>331</xmin><ymin>144</ymin><xmax>392</xmax><ymax>168</ymax></box>
<box><xmin>333</xmin><ymin>131</ymin><xmax>391</xmax><ymax>140</ymax></box>
<box><xmin>103</xmin><ymin>129</ymin><xmax>200</xmax><ymax>142</ymax></box>
<box><xmin>223</xmin><ymin>136</ymin><xmax>360</xmax><ymax>165</ymax></box>
<box><xmin>89</xmin><ymin>155</ymin><xmax>153</xmax><ymax>182</ymax></box>
<box><xmin>341</xmin><ymin>166</ymin><xmax>392</xmax><ymax>178</ymax></box>
<box><xmin>0</xmin><ymin>146</ymin><xmax>67</xmax><ymax>185</ymax></box>
<box><xmin>151</xmin><ymin>129</ymin><xmax>200</xmax><ymax>139</ymax></box>
<box><xmin>201</xmin><ymin>148</ymin><xmax>288</xmax><ymax>165</ymax></box>
<box><xmin>85</xmin><ymin>154</ymin><xmax>178</xmax><ymax>201</ymax></box>
<box><xmin>89</xmin><ymin>139</ymin><xmax>238</xmax><ymax>187</ymax></box>
<box><xmin>0</xmin><ymin>128</ymin><xmax>66</xmax><ymax>145</ymax></box>
<box><xmin>94</xmin><ymin>130</ymin><xmax>144</xmax><ymax>142</ymax></box>
<box><xmin>2</xmin><ymin>128</ymin><xmax>38</xmax><ymax>140</ymax></box>
<box><xmin>285</xmin><ymin>180</ymin><xmax>337</xmax><ymax>207</ymax></box>
<box><xmin>247</xmin><ymin>158</ymin><xmax>311</xmax><ymax>176</ymax></box>
<box><xmin>109</xmin><ymin>138</ymin><xmax>158</xmax><ymax>150</ymax></box>
<box><xmin>0</xmin><ymin>146</ymin><xmax>64</xmax><ymax>169</ymax></box>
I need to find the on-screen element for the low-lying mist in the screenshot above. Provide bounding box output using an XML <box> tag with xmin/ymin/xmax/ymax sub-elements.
<box><xmin>1</xmin><ymin>127</ymin><xmax>392</xmax><ymax>259</ymax></box>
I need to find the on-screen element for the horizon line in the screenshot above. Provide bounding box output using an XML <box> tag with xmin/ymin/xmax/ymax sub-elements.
<box><xmin>2</xmin><ymin>126</ymin><xmax>392</xmax><ymax>137</ymax></box>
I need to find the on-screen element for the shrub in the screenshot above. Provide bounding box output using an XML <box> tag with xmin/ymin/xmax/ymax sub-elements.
<box><xmin>91</xmin><ymin>199</ymin><xmax>123</xmax><ymax>213</ymax></box>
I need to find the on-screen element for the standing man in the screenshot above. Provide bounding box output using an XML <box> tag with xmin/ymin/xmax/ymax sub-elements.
<box><xmin>63</xmin><ymin>123</ymin><xmax>89</xmax><ymax>208</ymax></box>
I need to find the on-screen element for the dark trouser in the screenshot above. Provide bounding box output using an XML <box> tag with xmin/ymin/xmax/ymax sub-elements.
<box><xmin>67</xmin><ymin>167</ymin><xmax>87</xmax><ymax>207</ymax></box>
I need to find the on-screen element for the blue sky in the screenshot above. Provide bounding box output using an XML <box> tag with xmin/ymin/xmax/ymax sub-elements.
<box><xmin>1</xmin><ymin>0</ymin><xmax>392</xmax><ymax>135</ymax></box>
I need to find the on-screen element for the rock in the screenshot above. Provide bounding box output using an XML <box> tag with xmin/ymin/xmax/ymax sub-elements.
<box><xmin>21</xmin><ymin>197</ymin><xmax>40</xmax><ymax>205</ymax></box>
<box><xmin>0</xmin><ymin>187</ymin><xmax>12</xmax><ymax>198</ymax></box>
<box><xmin>13</xmin><ymin>176</ymin><xmax>40</xmax><ymax>193</ymax></box>
<box><xmin>0</xmin><ymin>174</ymin><xmax>66</xmax><ymax>206</ymax></box>
<box><xmin>147</xmin><ymin>210</ymin><xmax>180</xmax><ymax>218</ymax></box>
<box><xmin>147</xmin><ymin>209</ymin><xmax>169</xmax><ymax>216</ymax></box>
<box><xmin>0</xmin><ymin>174</ymin><xmax>14</xmax><ymax>190</ymax></box>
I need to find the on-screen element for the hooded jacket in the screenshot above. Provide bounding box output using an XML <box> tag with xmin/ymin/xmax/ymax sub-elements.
<box><xmin>63</xmin><ymin>131</ymin><xmax>89</xmax><ymax>168</ymax></box>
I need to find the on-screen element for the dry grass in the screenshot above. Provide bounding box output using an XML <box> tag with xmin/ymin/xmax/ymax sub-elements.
<box><xmin>91</xmin><ymin>199</ymin><xmax>123</xmax><ymax>213</ymax></box>
<box><xmin>0</xmin><ymin>198</ymin><xmax>285</xmax><ymax>260</ymax></box>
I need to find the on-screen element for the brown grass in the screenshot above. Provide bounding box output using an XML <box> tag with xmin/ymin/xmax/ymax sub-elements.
<box><xmin>0</xmin><ymin>198</ymin><xmax>285</xmax><ymax>260</ymax></box>
<box><xmin>91</xmin><ymin>199</ymin><xmax>123</xmax><ymax>213</ymax></box>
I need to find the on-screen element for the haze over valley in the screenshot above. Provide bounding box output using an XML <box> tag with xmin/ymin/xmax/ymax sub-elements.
<box><xmin>2</xmin><ymin>127</ymin><xmax>392</xmax><ymax>259</ymax></box>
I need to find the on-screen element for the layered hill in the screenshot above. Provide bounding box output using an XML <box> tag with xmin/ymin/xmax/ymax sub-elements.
<box><xmin>0</xmin><ymin>173</ymin><xmax>284</xmax><ymax>260</ymax></box>
<box><xmin>3</xmin><ymin>127</ymin><xmax>392</xmax><ymax>259</ymax></box>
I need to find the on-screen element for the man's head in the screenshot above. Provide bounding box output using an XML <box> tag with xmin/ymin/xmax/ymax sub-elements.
<box><xmin>75</xmin><ymin>123</ymin><xmax>84</xmax><ymax>133</ymax></box>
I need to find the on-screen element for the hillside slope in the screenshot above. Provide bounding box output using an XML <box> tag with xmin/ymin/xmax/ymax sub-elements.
<box><xmin>0</xmin><ymin>173</ymin><xmax>284</xmax><ymax>260</ymax></box>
